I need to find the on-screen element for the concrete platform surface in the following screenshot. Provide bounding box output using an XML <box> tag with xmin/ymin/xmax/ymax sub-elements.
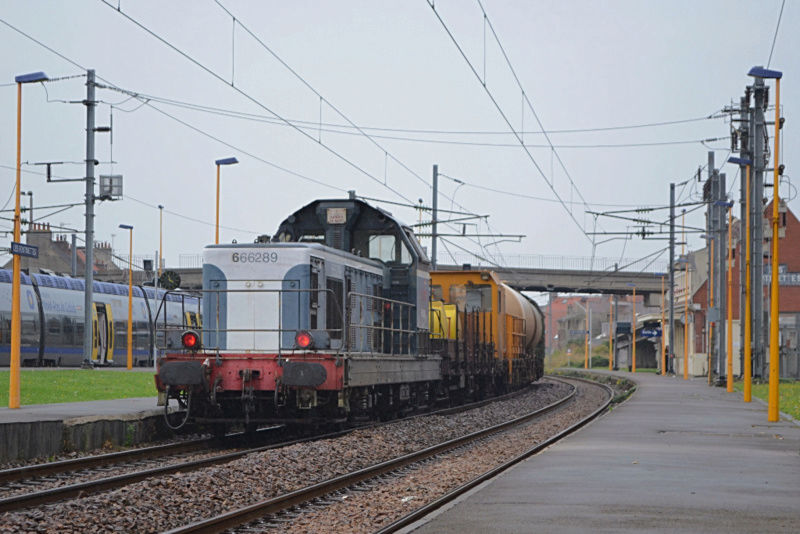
<box><xmin>0</xmin><ymin>396</ymin><xmax>159</xmax><ymax>424</ymax></box>
<box><xmin>411</xmin><ymin>372</ymin><xmax>800</xmax><ymax>533</ymax></box>
<box><xmin>0</xmin><ymin>397</ymin><xmax>164</xmax><ymax>462</ymax></box>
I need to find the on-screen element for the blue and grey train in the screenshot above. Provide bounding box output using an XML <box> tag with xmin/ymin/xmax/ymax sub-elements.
<box><xmin>0</xmin><ymin>269</ymin><xmax>201</xmax><ymax>367</ymax></box>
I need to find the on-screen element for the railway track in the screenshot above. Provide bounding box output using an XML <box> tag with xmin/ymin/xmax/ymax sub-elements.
<box><xmin>0</xmin><ymin>427</ymin><xmax>344</xmax><ymax>513</ymax></box>
<box><xmin>0</xmin><ymin>383</ymin><xmax>540</xmax><ymax>515</ymax></box>
<box><xmin>163</xmin><ymin>377</ymin><xmax>611</xmax><ymax>533</ymax></box>
<box><xmin>0</xmin><ymin>379</ymin><xmax>579</xmax><ymax>531</ymax></box>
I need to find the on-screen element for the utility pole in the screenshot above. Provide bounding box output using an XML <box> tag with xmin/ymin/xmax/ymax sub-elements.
<box><xmin>431</xmin><ymin>164</ymin><xmax>438</xmax><ymax>269</ymax></box>
<box><xmin>668</xmin><ymin>182</ymin><xmax>675</xmax><ymax>374</ymax></box>
<box><xmin>82</xmin><ymin>69</ymin><xmax>96</xmax><ymax>368</ymax></box>
<box><xmin>613</xmin><ymin>295</ymin><xmax>619</xmax><ymax>370</ymax></box>
<box><xmin>737</xmin><ymin>90</ymin><xmax>751</xmax><ymax>379</ymax></box>
<box><xmin>751</xmin><ymin>77</ymin><xmax>767</xmax><ymax>378</ymax></box>
<box><xmin>703</xmin><ymin>150</ymin><xmax>718</xmax><ymax>386</ymax></box>
<box><xmin>717</xmin><ymin>172</ymin><xmax>727</xmax><ymax>383</ymax></box>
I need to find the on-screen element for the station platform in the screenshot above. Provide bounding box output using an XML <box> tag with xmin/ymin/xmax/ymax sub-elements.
<box><xmin>0</xmin><ymin>396</ymin><xmax>163</xmax><ymax>462</ymax></box>
<box><xmin>410</xmin><ymin>371</ymin><xmax>800</xmax><ymax>533</ymax></box>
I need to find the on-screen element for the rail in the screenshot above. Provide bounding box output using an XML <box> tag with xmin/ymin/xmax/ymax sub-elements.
<box><xmin>163</xmin><ymin>380</ymin><xmax>593</xmax><ymax>533</ymax></box>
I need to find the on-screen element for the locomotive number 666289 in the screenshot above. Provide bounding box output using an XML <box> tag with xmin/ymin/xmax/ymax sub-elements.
<box><xmin>232</xmin><ymin>252</ymin><xmax>279</xmax><ymax>263</ymax></box>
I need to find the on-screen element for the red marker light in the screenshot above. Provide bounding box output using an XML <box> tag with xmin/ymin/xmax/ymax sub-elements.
<box><xmin>295</xmin><ymin>330</ymin><xmax>313</xmax><ymax>349</ymax></box>
<box><xmin>182</xmin><ymin>330</ymin><xmax>200</xmax><ymax>350</ymax></box>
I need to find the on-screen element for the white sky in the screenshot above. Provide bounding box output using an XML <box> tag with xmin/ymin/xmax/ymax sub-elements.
<box><xmin>0</xmin><ymin>1</ymin><xmax>796</xmax><ymax>272</ymax></box>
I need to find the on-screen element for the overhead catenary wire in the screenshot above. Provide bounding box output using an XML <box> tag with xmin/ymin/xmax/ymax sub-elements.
<box><xmin>102</xmin><ymin>1</ymin><xmax>513</xmax><ymax>267</ymax></box>
<box><xmin>427</xmin><ymin>0</ymin><xmax>597</xmax><ymax>245</ymax></box>
<box><xmin>767</xmin><ymin>0</ymin><xmax>786</xmax><ymax>68</ymax></box>
<box><xmin>83</xmin><ymin>84</ymin><xmax>726</xmax><ymax>137</ymax></box>
<box><xmin>0</xmin><ymin>14</ymin><xmax>497</xmax><ymax>267</ymax></box>
<box><xmin>99</xmin><ymin>1</ymin><xmax>417</xmax><ymax>207</ymax></box>
<box><xmin>85</xmin><ymin>89</ymin><xmax>731</xmax><ymax>148</ymax></box>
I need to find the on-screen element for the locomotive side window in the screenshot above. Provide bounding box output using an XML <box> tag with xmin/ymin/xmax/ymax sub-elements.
<box><xmin>310</xmin><ymin>269</ymin><xmax>319</xmax><ymax>330</ymax></box>
<box><xmin>326</xmin><ymin>277</ymin><xmax>343</xmax><ymax>340</ymax></box>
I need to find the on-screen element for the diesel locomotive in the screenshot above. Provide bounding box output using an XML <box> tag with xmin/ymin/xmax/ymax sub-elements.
<box><xmin>155</xmin><ymin>196</ymin><xmax>544</xmax><ymax>429</ymax></box>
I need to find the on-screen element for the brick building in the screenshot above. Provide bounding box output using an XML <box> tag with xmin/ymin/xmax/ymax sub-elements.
<box><xmin>2</xmin><ymin>223</ymin><xmax>124</xmax><ymax>280</ymax></box>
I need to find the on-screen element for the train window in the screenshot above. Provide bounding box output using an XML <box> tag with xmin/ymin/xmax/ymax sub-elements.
<box><xmin>0</xmin><ymin>313</ymin><xmax>10</xmax><ymax>343</ymax></box>
<box><xmin>48</xmin><ymin>318</ymin><xmax>61</xmax><ymax>335</ymax></box>
<box><xmin>310</xmin><ymin>269</ymin><xmax>319</xmax><ymax>330</ymax></box>
<box><xmin>63</xmin><ymin>318</ymin><xmax>75</xmax><ymax>345</ymax></box>
<box><xmin>403</xmin><ymin>228</ymin><xmax>428</xmax><ymax>262</ymax></box>
<box><xmin>431</xmin><ymin>285</ymin><xmax>443</xmax><ymax>301</ymax></box>
<box><xmin>367</xmin><ymin>235</ymin><xmax>397</xmax><ymax>263</ymax></box>
<box><xmin>450</xmin><ymin>284</ymin><xmax>492</xmax><ymax>312</ymax></box>
<box><xmin>326</xmin><ymin>277</ymin><xmax>343</xmax><ymax>340</ymax></box>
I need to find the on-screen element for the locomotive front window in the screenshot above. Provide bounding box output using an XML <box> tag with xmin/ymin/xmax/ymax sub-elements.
<box><xmin>367</xmin><ymin>234</ymin><xmax>396</xmax><ymax>262</ymax></box>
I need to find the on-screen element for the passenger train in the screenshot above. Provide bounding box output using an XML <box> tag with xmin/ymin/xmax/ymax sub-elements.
<box><xmin>156</xmin><ymin>196</ymin><xmax>545</xmax><ymax>430</ymax></box>
<box><xmin>0</xmin><ymin>270</ymin><xmax>201</xmax><ymax>367</ymax></box>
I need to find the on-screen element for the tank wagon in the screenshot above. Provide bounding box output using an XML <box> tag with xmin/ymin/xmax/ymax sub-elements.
<box><xmin>0</xmin><ymin>269</ymin><xmax>200</xmax><ymax>367</ymax></box>
<box><xmin>155</xmin><ymin>196</ymin><xmax>543</xmax><ymax>429</ymax></box>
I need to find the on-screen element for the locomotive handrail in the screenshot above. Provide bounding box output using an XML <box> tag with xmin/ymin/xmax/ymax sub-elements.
<box><xmin>346</xmin><ymin>291</ymin><xmax>421</xmax><ymax>356</ymax></box>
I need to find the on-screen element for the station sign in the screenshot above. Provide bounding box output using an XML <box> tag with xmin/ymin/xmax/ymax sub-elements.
<box><xmin>11</xmin><ymin>242</ymin><xmax>38</xmax><ymax>258</ymax></box>
<box><xmin>616</xmin><ymin>322</ymin><xmax>631</xmax><ymax>334</ymax></box>
<box><xmin>641</xmin><ymin>327</ymin><xmax>662</xmax><ymax>338</ymax></box>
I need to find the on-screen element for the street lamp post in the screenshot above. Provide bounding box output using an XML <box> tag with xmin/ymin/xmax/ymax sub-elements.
<box><xmin>628</xmin><ymin>284</ymin><xmax>637</xmax><ymax>373</ymax></box>
<box><xmin>747</xmin><ymin>66</ymin><xmax>783</xmax><ymax>421</ymax></box>
<box><xmin>158</xmin><ymin>205</ymin><xmax>164</xmax><ymax>277</ymax></box>
<box><xmin>214</xmin><ymin>157</ymin><xmax>238</xmax><ymax>244</ymax></box>
<box><xmin>9</xmin><ymin>71</ymin><xmax>48</xmax><ymax>409</ymax></box>
<box><xmin>660</xmin><ymin>275</ymin><xmax>666</xmax><ymax>376</ymax></box>
<box><xmin>119</xmin><ymin>224</ymin><xmax>134</xmax><ymax>370</ymax></box>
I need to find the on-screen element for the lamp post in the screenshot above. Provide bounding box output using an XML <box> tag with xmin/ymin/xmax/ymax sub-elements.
<box><xmin>747</xmin><ymin>66</ymin><xmax>783</xmax><ymax>421</ymax></box>
<box><xmin>726</xmin><ymin>203</ymin><xmax>734</xmax><ymax>392</ymax></box>
<box><xmin>214</xmin><ymin>157</ymin><xmax>238</xmax><ymax>244</ymax></box>
<box><xmin>682</xmin><ymin>210</ymin><xmax>689</xmax><ymax>380</ymax></box>
<box><xmin>158</xmin><ymin>204</ymin><xmax>164</xmax><ymax>277</ymax></box>
<box><xmin>119</xmin><ymin>224</ymin><xmax>134</xmax><ymax>370</ymax></box>
<box><xmin>608</xmin><ymin>296</ymin><xmax>614</xmax><ymax>371</ymax></box>
<box><xmin>660</xmin><ymin>274</ymin><xmax>666</xmax><ymax>376</ymax></box>
<box><xmin>700</xmin><ymin>233</ymin><xmax>715</xmax><ymax>385</ymax></box>
<box><xmin>628</xmin><ymin>283</ymin><xmax>636</xmax><ymax>373</ymax></box>
<box><xmin>9</xmin><ymin>71</ymin><xmax>48</xmax><ymax>409</ymax></box>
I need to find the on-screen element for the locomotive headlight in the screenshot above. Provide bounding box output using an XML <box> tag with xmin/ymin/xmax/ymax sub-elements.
<box><xmin>181</xmin><ymin>330</ymin><xmax>201</xmax><ymax>350</ymax></box>
<box><xmin>295</xmin><ymin>330</ymin><xmax>314</xmax><ymax>349</ymax></box>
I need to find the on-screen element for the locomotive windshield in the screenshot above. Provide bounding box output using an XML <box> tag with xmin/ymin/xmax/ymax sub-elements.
<box><xmin>355</xmin><ymin>232</ymin><xmax>412</xmax><ymax>264</ymax></box>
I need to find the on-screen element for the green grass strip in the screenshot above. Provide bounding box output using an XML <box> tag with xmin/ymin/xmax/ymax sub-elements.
<box><xmin>0</xmin><ymin>370</ymin><xmax>157</xmax><ymax>406</ymax></box>
<box><xmin>734</xmin><ymin>380</ymin><xmax>800</xmax><ymax>421</ymax></box>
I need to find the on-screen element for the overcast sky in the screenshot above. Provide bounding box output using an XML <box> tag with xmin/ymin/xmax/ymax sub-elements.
<box><xmin>0</xmin><ymin>1</ymin><xmax>795</xmax><ymax>274</ymax></box>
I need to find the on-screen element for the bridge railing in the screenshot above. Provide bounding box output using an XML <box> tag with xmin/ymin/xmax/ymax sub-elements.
<box><xmin>441</xmin><ymin>253</ymin><xmax>669</xmax><ymax>274</ymax></box>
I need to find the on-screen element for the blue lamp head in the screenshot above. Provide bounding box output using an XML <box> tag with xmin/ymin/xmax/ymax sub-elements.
<box><xmin>119</xmin><ymin>224</ymin><xmax>133</xmax><ymax>230</ymax></box>
<box><xmin>215</xmin><ymin>157</ymin><xmax>238</xmax><ymax>166</ymax></box>
<box><xmin>727</xmin><ymin>156</ymin><xmax>752</xmax><ymax>166</ymax></box>
<box><xmin>748</xmin><ymin>66</ymin><xmax>782</xmax><ymax>79</ymax></box>
<box><xmin>15</xmin><ymin>72</ymin><xmax>48</xmax><ymax>84</ymax></box>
